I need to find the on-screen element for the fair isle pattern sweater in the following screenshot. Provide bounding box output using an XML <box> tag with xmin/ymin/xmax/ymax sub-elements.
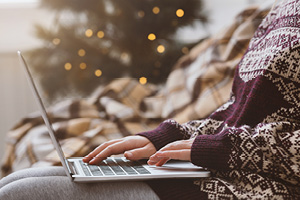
<box><xmin>139</xmin><ymin>0</ymin><xmax>300</xmax><ymax>199</ymax></box>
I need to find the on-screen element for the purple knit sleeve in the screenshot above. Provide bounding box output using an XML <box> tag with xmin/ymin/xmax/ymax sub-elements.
<box><xmin>190</xmin><ymin>122</ymin><xmax>300</xmax><ymax>184</ymax></box>
<box><xmin>137</xmin><ymin>119</ymin><xmax>186</xmax><ymax>150</ymax></box>
<box><xmin>191</xmin><ymin>130</ymin><xmax>232</xmax><ymax>171</ymax></box>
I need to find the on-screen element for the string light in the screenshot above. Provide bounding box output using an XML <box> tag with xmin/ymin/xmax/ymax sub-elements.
<box><xmin>85</xmin><ymin>29</ymin><xmax>93</xmax><ymax>37</ymax></box>
<box><xmin>64</xmin><ymin>63</ymin><xmax>72</xmax><ymax>71</ymax></box>
<box><xmin>152</xmin><ymin>7</ymin><xmax>160</xmax><ymax>14</ymax></box>
<box><xmin>148</xmin><ymin>33</ymin><xmax>156</xmax><ymax>41</ymax></box>
<box><xmin>157</xmin><ymin>45</ymin><xmax>165</xmax><ymax>53</ymax></box>
<box><xmin>52</xmin><ymin>38</ymin><xmax>61</xmax><ymax>45</ymax></box>
<box><xmin>95</xmin><ymin>69</ymin><xmax>102</xmax><ymax>77</ymax></box>
<box><xmin>79</xmin><ymin>62</ymin><xmax>87</xmax><ymax>70</ymax></box>
<box><xmin>137</xmin><ymin>10</ymin><xmax>145</xmax><ymax>18</ymax></box>
<box><xmin>176</xmin><ymin>9</ymin><xmax>184</xmax><ymax>17</ymax></box>
<box><xmin>97</xmin><ymin>31</ymin><xmax>105</xmax><ymax>39</ymax></box>
<box><xmin>78</xmin><ymin>49</ymin><xmax>86</xmax><ymax>57</ymax></box>
<box><xmin>139</xmin><ymin>77</ymin><xmax>147</xmax><ymax>85</ymax></box>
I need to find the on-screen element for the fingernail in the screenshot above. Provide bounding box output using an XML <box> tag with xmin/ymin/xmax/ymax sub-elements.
<box><xmin>147</xmin><ymin>160</ymin><xmax>155</xmax><ymax>165</ymax></box>
<box><xmin>150</xmin><ymin>154</ymin><xmax>156</xmax><ymax>159</ymax></box>
<box><xmin>125</xmin><ymin>152</ymin><xmax>133</xmax><ymax>158</ymax></box>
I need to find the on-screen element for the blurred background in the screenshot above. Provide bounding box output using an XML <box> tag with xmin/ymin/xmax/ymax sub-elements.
<box><xmin>0</xmin><ymin>0</ymin><xmax>265</xmax><ymax>162</ymax></box>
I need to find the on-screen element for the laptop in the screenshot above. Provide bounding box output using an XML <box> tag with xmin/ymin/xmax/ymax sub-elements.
<box><xmin>18</xmin><ymin>51</ymin><xmax>210</xmax><ymax>182</ymax></box>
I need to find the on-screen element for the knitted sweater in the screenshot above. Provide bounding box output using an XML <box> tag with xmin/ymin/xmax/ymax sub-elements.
<box><xmin>139</xmin><ymin>0</ymin><xmax>300</xmax><ymax>199</ymax></box>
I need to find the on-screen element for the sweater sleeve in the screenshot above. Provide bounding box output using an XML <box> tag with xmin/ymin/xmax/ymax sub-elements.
<box><xmin>191</xmin><ymin>121</ymin><xmax>300</xmax><ymax>185</ymax></box>
<box><xmin>137</xmin><ymin>119</ymin><xmax>198</xmax><ymax>150</ymax></box>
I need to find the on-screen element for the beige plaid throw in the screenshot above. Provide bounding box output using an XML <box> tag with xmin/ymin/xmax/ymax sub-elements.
<box><xmin>1</xmin><ymin>5</ymin><xmax>269</xmax><ymax>177</ymax></box>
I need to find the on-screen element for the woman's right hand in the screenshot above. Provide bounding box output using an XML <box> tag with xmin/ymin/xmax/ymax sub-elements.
<box><xmin>82</xmin><ymin>135</ymin><xmax>156</xmax><ymax>165</ymax></box>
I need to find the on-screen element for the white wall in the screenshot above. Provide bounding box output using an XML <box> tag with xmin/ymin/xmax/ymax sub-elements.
<box><xmin>0</xmin><ymin>53</ymin><xmax>38</xmax><ymax>160</ymax></box>
<box><xmin>0</xmin><ymin>2</ymin><xmax>53</xmax><ymax>163</ymax></box>
<box><xmin>0</xmin><ymin>0</ymin><xmax>266</xmax><ymax>165</ymax></box>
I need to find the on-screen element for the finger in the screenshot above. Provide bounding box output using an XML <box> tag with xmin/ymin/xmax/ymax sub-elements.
<box><xmin>84</xmin><ymin>136</ymin><xmax>152</xmax><ymax>164</ymax></box>
<box><xmin>125</xmin><ymin>143</ymin><xmax>156</xmax><ymax>161</ymax></box>
<box><xmin>147</xmin><ymin>153</ymin><xmax>168</xmax><ymax>165</ymax></box>
<box><xmin>158</xmin><ymin>150</ymin><xmax>191</xmax><ymax>161</ymax></box>
<box><xmin>83</xmin><ymin>139</ymin><xmax>122</xmax><ymax>163</ymax></box>
<box><xmin>155</xmin><ymin>157</ymin><xmax>170</xmax><ymax>166</ymax></box>
<box><xmin>89</xmin><ymin>141</ymin><xmax>130</xmax><ymax>164</ymax></box>
<box><xmin>159</xmin><ymin>140</ymin><xmax>193</xmax><ymax>152</ymax></box>
<box><xmin>148</xmin><ymin>149</ymin><xmax>191</xmax><ymax>165</ymax></box>
<box><xmin>83</xmin><ymin>139</ymin><xmax>122</xmax><ymax>159</ymax></box>
<box><xmin>148</xmin><ymin>156</ymin><xmax>170</xmax><ymax>166</ymax></box>
<box><xmin>89</xmin><ymin>138</ymin><xmax>146</xmax><ymax>164</ymax></box>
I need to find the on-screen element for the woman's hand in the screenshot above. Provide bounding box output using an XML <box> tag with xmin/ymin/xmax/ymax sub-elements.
<box><xmin>83</xmin><ymin>135</ymin><xmax>156</xmax><ymax>165</ymax></box>
<box><xmin>147</xmin><ymin>138</ymin><xmax>195</xmax><ymax>166</ymax></box>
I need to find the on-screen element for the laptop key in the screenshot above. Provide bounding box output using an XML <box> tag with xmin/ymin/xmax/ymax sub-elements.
<box><xmin>113</xmin><ymin>158</ymin><xmax>137</xmax><ymax>175</ymax></box>
<box><xmin>99</xmin><ymin>162</ymin><xmax>115</xmax><ymax>176</ymax></box>
<box><xmin>79</xmin><ymin>161</ymin><xmax>92</xmax><ymax>176</ymax></box>
<box><xmin>105</xmin><ymin>158</ymin><xmax>126</xmax><ymax>175</ymax></box>
<box><xmin>128</xmin><ymin>161</ymin><xmax>151</xmax><ymax>175</ymax></box>
<box><xmin>88</xmin><ymin>165</ymin><xmax>103</xmax><ymax>176</ymax></box>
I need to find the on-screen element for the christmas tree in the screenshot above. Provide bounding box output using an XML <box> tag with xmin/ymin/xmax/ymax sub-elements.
<box><xmin>28</xmin><ymin>0</ymin><xmax>207</xmax><ymax>101</ymax></box>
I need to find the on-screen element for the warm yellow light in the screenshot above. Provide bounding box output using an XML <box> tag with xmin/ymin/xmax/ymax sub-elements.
<box><xmin>79</xmin><ymin>62</ymin><xmax>87</xmax><ymax>70</ymax></box>
<box><xmin>64</xmin><ymin>63</ymin><xmax>72</xmax><ymax>71</ymax></box>
<box><xmin>157</xmin><ymin>45</ymin><xmax>165</xmax><ymax>53</ymax></box>
<box><xmin>176</xmin><ymin>9</ymin><xmax>184</xmax><ymax>17</ymax></box>
<box><xmin>137</xmin><ymin>10</ymin><xmax>145</xmax><ymax>18</ymax></box>
<box><xmin>97</xmin><ymin>31</ymin><xmax>105</xmax><ymax>39</ymax></box>
<box><xmin>95</xmin><ymin>69</ymin><xmax>102</xmax><ymax>77</ymax></box>
<box><xmin>78</xmin><ymin>49</ymin><xmax>86</xmax><ymax>57</ymax></box>
<box><xmin>148</xmin><ymin>33</ymin><xmax>156</xmax><ymax>41</ymax></box>
<box><xmin>152</xmin><ymin>7</ymin><xmax>160</xmax><ymax>14</ymax></box>
<box><xmin>52</xmin><ymin>38</ymin><xmax>61</xmax><ymax>45</ymax></box>
<box><xmin>85</xmin><ymin>29</ymin><xmax>93</xmax><ymax>37</ymax></box>
<box><xmin>181</xmin><ymin>47</ymin><xmax>189</xmax><ymax>54</ymax></box>
<box><xmin>139</xmin><ymin>77</ymin><xmax>147</xmax><ymax>85</ymax></box>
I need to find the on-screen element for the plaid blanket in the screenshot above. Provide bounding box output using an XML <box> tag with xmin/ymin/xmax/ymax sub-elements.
<box><xmin>1</xmin><ymin>5</ymin><xmax>269</xmax><ymax>177</ymax></box>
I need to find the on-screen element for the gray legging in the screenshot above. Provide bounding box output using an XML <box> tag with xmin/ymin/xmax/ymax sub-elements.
<box><xmin>0</xmin><ymin>166</ymin><xmax>160</xmax><ymax>200</ymax></box>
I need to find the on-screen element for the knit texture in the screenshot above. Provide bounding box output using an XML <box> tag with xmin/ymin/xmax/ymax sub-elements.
<box><xmin>191</xmin><ymin>131</ymin><xmax>231</xmax><ymax>171</ymax></box>
<box><xmin>140</xmin><ymin>0</ymin><xmax>300</xmax><ymax>199</ymax></box>
<box><xmin>137</xmin><ymin>119</ymin><xmax>191</xmax><ymax>150</ymax></box>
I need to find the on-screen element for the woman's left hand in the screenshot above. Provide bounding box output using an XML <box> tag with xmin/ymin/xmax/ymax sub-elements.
<box><xmin>147</xmin><ymin>138</ymin><xmax>195</xmax><ymax>166</ymax></box>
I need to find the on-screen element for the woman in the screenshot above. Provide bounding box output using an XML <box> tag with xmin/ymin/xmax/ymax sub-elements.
<box><xmin>1</xmin><ymin>0</ymin><xmax>300</xmax><ymax>199</ymax></box>
<box><xmin>84</xmin><ymin>0</ymin><xmax>300</xmax><ymax>198</ymax></box>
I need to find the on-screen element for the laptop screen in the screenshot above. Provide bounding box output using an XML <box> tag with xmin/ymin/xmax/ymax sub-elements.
<box><xmin>18</xmin><ymin>51</ymin><xmax>73</xmax><ymax>179</ymax></box>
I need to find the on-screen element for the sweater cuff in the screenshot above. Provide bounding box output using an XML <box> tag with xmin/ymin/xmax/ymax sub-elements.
<box><xmin>191</xmin><ymin>131</ymin><xmax>231</xmax><ymax>171</ymax></box>
<box><xmin>137</xmin><ymin>120</ymin><xmax>184</xmax><ymax>150</ymax></box>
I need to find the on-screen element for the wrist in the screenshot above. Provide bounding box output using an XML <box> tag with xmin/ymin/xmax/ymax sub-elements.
<box><xmin>137</xmin><ymin>120</ymin><xmax>184</xmax><ymax>150</ymax></box>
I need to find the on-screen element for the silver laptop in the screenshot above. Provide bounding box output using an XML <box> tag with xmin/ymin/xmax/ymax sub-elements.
<box><xmin>18</xmin><ymin>51</ymin><xmax>210</xmax><ymax>182</ymax></box>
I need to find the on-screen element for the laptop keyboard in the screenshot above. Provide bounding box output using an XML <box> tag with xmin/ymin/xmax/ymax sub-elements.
<box><xmin>79</xmin><ymin>157</ymin><xmax>151</xmax><ymax>176</ymax></box>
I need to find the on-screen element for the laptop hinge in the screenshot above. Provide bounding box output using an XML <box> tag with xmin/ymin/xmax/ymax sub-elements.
<box><xmin>66</xmin><ymin>160</ymin><xmax>77</xmax><ymax>175</ymax></box>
